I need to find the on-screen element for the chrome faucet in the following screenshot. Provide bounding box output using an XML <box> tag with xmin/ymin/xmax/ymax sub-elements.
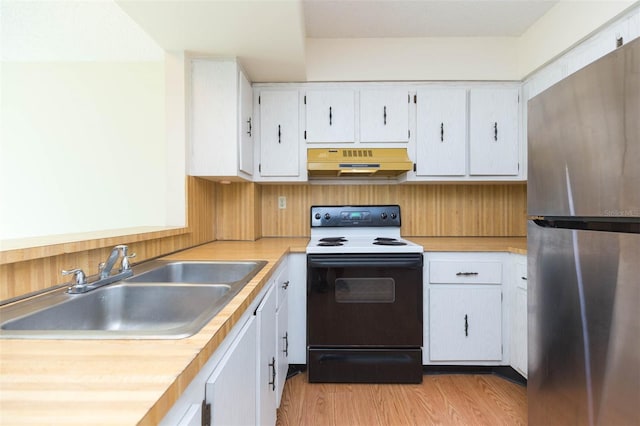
<box><xmin>99</xmin><ymin>244</ymin><xmax>136</xmax><ymax>279</ymax></box>
<box><xmin>64</xmin><ymin>244</ymin><xmax>136</xmax><ymax>294</ymax></box>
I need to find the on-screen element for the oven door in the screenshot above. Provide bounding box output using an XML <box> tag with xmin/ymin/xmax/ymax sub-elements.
<box><xmin>307</xmin><ymin>253</ymin><xmax>423</xmax><ymax>347</ymax></box>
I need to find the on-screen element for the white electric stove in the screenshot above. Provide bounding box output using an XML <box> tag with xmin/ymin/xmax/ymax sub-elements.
<box><xmin>306</xmin><ymin>205</ymin><xmax>423</xmax><ymax>254</ymax></box>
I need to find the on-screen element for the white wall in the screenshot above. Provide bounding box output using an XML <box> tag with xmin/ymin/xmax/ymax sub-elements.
<box><xmin>0</xmin><ymin>62</ymin><xmax>167</xmax><ymax>239</ymax></box>
<box><xmin>0</xmin><ymin>0</ymin><xmax>182</xmax><ymax>241</ymax></box>
<box><xmin>306</xmin><ymin>37</ymin><xmax>520</xmax><ymax>81</ymax></box>
<box><xmin>517</xmin><ymin>1</ymin><xmax>636</xmax><ymax>77</ymax></box>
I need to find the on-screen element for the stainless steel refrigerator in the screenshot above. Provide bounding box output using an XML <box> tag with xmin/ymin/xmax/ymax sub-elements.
<box><xmin>528</xmin><ymin>37</ymin><xmax>640</xmax><ymax>425</ymax></box>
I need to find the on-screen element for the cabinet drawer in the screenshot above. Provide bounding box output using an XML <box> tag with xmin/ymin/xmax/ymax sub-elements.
<box><xmin>429</xmin><ymin>260</ymin><xmax>502</xmax><ymax>284</ymax></box>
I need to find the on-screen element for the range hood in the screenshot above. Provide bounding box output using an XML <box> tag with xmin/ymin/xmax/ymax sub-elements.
<box><xmin>307</xmin><ymin>148</ymin><xmax>413</xmax><ymax>178</ymax></box>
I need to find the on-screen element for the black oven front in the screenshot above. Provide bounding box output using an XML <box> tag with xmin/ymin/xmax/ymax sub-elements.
<box><xmin>307</xmin><ymin>253</ymin><xmax>423</xmax><ymax>383</ymax></box>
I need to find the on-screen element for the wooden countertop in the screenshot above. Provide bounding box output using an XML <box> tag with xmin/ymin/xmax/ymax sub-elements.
<box><xmin>0</xmin><ymin>236</ymin><xmax>524</xmax><ymax>425</ymax></box>
<box><xmin>408</xmin><ymin>237</ymin><xmax>527</xmax><ymax>255</ymax></box>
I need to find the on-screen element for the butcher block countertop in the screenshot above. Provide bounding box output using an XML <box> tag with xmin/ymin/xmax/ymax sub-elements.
<box><xmin>0</xmin><ymin>236</ymin><xmax>524</xmax><ymax>425</ymax></box>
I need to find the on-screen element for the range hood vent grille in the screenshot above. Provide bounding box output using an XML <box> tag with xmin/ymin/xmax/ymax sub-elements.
<box><xmin>307</xmin><ymin>148</ymin><xmax>413</xmax><ymax>178</ymax></box>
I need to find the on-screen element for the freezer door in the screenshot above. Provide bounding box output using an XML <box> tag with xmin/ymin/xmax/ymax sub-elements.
<box><xmin>527</xmin><ymin>38</ymin><xmax>640</xmax><ymax>217</ymax></box>
<box><xmin>528</xmin><ymin>222</ymin><xmax>640</xmax><ymax>426</ymax></box>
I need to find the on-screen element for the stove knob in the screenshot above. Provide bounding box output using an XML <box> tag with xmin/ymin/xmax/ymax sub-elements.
<box><xmin>391</xmin><ymin>212</ymin><xmax>397</xmax><ymax>220</ymax></box>
<box><xmin>314</xmin><ymin>213</ymin><xmax>321</xmax><ymax>220</ymax></box>
<box><xmin>380</xmin><ymin>212</ymin><xmax>388</xmax><ymax>220</ymax></box>
<box><xmin>324</xmin><ymin>213</ymin><xmax>331</xmax><ymax>221</ymax></box>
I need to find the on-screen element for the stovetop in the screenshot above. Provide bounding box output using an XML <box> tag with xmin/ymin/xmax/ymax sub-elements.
<box><xmin>307</xmin><ymin>205</ymin><xmax>423</xmax><ymax>254</ymax></box>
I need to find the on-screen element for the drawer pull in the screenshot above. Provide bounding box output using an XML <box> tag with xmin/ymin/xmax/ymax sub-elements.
<box><xmin>521</xmin><ymin>276</ymin><xmax>528</xmax><ymax>281</ymax></box>
<box><xmin>282</xmin><ymin>280</ymin><xmax>290</xmax><ymax>290</ymax></box>
<box><xmin>456</xmin><ymin>272</ymin><xmax>479</xmax><ymax>276</ymax></box>
<box><xmin>464</xmin><ymin>314</ymin><xmax>469</xmax><ymax>337</ymax></box>
<box><xmin>268</xmin><ymin>357</ymin><xmax>276</xmax><ymax>391</ymax></box>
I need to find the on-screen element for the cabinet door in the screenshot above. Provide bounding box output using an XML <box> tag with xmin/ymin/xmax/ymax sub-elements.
<box><xmin>415</xmin><ymin>89</ymin><xmax>467</xmax><ymax>176</ymax></box>
<box><xmin>275</xmin><ymin>296</ymin><xmax>289</xmax><ymax>407</ymax></box>
<box><xmin>429</xmin><ymin>287</ymin><xmax>502</xmax><ymax>361</ymax></box>
<box><xmin>205</xmin><ymin>315</ymin><xmax>257</xmax><ymax>426</ymax></box>
<box><xmin>287</xmin><ymin>253</ymin><xmax>307</xmax><ymax>364</ymax></box>
<box><xmin>469</xmin><ymin>88</ymin><xmax>519</xmax><ymax>176</ymax></box>
<box><xmin>360</xmin><ymin>89</ymin><xmax>410</xmax><ymax>142</ymax></box>
<box><xmin>238</xmin><ymin>70</ymin><xmax>253</xmax><ymax>175</ymax></box>
<box><xmin>256</xmin><ymin>284</ymin><xmax>277</xmax><ymax>426</ymax></box>
<box><xmin>259</xmin><ymin>91</ymin><xmax>299</xmax><ymax>176</ymax></box>
<box><xmin>190</xmin><ymin>60</ymin><xmax>238</xmax><ymax>177</ymax></box>
<box><xmin>305</xmin><ymin>90</ymin><xmax>355</xmax><ymax>143</ymax></box>
<box><xmin>513</xmin><ymin>287</ymin><xmax>528</xmax><ymax>378</ymax></box>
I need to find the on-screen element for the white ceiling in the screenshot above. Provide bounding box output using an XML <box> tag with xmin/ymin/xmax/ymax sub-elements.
<box><xmin>303</xmin><ymin>0</ymin><xmax>558</xmax><ymax>38</ymax></box>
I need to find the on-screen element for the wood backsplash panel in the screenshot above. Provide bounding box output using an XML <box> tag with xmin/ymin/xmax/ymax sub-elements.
<box><xmin>260</xmin><ymin>184</ymin><xmax>527</xmax><ymax>237</ymax></box>
<box><xmin>0</xmin><ymin>177</ymin><xmax>216</xmax><ymax>301</ymax></box>
<box><xmin>215</xmin><ymin>182</ymin><xmax>261</xmax><ymax>241</ymax></box>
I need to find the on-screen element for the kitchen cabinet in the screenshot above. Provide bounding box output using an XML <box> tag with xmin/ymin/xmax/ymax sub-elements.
<box><xmin>359</xmin><ymin>89</ymin><xmax>410</xmax><ymax>143</ymax></box>
<box><xmin>415</xmin><ymin>88</ymin><xmax>467</xmax><ymax>176</ymax></box>
<box><xmin>287</xmin><ymin>253</ymin><xmax>307</xmax><ymax>364</ymax></box>
<box><xmin>273</xmin><ymin>259</ymin><xmax>290</xmax><ymax>406</ymax></box>
<box><xmin>429</xmin><ymin>287</ymin><xmax>502</xmax><ymax>361</ymax></box>
<box><xmin>425</xmin><ymin>254</ymin><xmax>504</xmax><ymax>363</ymax></box>
<box><xmin>304</xmin><ymin>90</ymin><xmax>355</xmax><ymax>143</ymax></box>
<box><xmin>205</xmin><ymin>316</ymin><xmax>257</xmax><ymax>425</ymax></box>
<box><xmin>256</xmin><ymin>283</ymin><xmax>277</xmax><ymax>426</ymax></box>
<box><xmin>469</xmin><ymin>88</ymin><xmax>519</xmax><ymax>176</ymax></box>
<box><xmin>258</xmin><ymin>90</ymin><xmax>300</xmax><ymax>178</ymax></box>
<box><xmin>160</xmin><ymin>304</ymin><xmax>258</xmax><ymax>426</ymax></box>
<box><xmin>510</xmin><ymin>254</ymin><xmax>528</xmax><ymax>378</ymax></box>
<box><xmin>189</xmin><ymin>59</ymin><xmax>253</xmax><ymax>179</ymax></box>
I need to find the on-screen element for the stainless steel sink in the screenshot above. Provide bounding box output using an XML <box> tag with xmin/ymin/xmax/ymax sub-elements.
<box><xmin>0</xmin><ymin>260</ymin><xmax>267</xmax><ymax>339</ymax></box>
<box><xmin>126</xmin><ymin>260</ymin><xmax>265</xmax><ymax>284</ymax></box>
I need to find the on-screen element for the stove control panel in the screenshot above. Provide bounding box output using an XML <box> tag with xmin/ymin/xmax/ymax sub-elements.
<box><xmin>311</xmin><ymin>205</ymin><xmax>402</xmax><ymax>227</ymax></box>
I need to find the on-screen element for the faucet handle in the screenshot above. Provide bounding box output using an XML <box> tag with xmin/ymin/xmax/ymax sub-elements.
<box><xmin>62</xmin><ymin>268</ymin><xmax>87</xmax><ymax>285</ymax></box>
<box><xmin>121</xmin><ymin>252</ymin><xmax>136</xmax><ymax>271</ymax></box>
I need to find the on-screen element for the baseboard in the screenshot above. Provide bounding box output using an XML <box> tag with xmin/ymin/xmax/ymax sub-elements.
<box><xmin>422</xmin><ymin>365</ymin><xmax>527</xmax><ymax>386</ymax></box>
<box><xmin>285</xmin><ymin>363</ymin><xmax>527</xmax><ymax>386</ymax></box>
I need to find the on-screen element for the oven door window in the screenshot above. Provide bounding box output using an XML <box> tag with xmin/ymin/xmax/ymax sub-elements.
<box><xmin>335</xmin><ymin>278</ymin><xmax>395</xmax><ymax>303</ymax></box>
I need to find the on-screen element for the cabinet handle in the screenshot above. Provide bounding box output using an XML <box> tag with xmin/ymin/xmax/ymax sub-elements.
<box><xmin>247</xmin><ymin>117</ymin><xmax>252</xmax><ymax>137</ymax></box>
<box><xmin>494</xmin><ymin>122</ymin><xmax>498</xmax><ymax>141</ymax></box>
<box><xmin>440</xmin><ymin>122</ymin><xmax>444</xmax><ymax>142</ymax></box>
<box><xmin>383</xmin><ymin>106</ymin><xmax>387</xmax><ymax>125</ymax></box>
<box><xmin>268</xmin><ymin>357</ymin><xmax>276</xmax><ymax>391</ymax></box>
<box><xmin>278</xmin><ymin>125</ymin><xmax>281</xmax><ymax>144</ymax></box>
<box><xmin>464</xmin><ymin>314</ymin><xmax>469</xmax><ymax>337</ymax></box>
<box><xmin>329</xmin><ymin>106</ymin><xmax>333</xmax><ymax>126</ymax></box>
<box><xmin>282</xmin><ymin>280</ymin><xmax>290</xmax><ymax>290</ymax></box>
<box><xmin>456</xmin><ymin>272</ymin><xmax>479</xmax><ymax>276</ymax></box>
<box><xmin>521</xmin><ymin>276</ymin><xmax>528</xmax><ymax>281</ymax></box>
<box><xmin>283</xmin><ymin>332</ymin><xmax>289</xmax><ymax>357</ymax></box>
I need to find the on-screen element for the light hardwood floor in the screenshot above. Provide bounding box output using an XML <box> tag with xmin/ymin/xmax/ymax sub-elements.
<box><xmin>276</xmin><ymin>373</ymin><xmax>527</xmax><ymax>426</ymax></box>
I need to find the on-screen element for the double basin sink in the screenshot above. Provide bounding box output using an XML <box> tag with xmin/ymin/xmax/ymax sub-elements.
<box><xmin>0</xmin><ymin>260</ymin><xmax>267</xmax><ymax>339</ymax></box>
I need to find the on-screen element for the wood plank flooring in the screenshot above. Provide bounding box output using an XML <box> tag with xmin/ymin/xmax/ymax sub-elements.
<box><xmin>276</xmin><ymin>373</ymin><xmax>527</xmax><ymax>426</ymax></box>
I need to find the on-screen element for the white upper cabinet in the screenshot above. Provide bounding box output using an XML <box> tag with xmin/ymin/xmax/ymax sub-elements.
<box><xmin>359</xmin><ymin>89</ymin><xmax>410</xmax><ymax>142</ymax></box>
<box><xmin>469</xmin><ymin>88</ymin><xmax>519</xmax><ymax>176</ymax></box>
<box><xmin>304</xmin><ymin>90</ymin><xmax>355</xmax><ymax>143</ymax></box>
<box><xmin>415</xmin><ymin>88</ymin><xmax>467</xmax><ymax>176</ymax></box>
<box><xmin>189</xmin><ymin>59</ymin><xmax>253</xmax><ymax>180</ymax></box>
<box><xmin>258</xmin><ymin>90</ymin><xmax>300</xmax><ymax>177</ymax></box>
<box><xmin>239</xmin><ymin>71</ymin><xmax>254</xmax><ymax>175</ymax></box>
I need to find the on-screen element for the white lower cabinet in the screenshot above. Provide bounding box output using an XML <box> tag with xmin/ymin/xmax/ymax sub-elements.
<box><xmin>205</xmin><ymin>316</ymin><xmax>257</xmax><ymax>425</ymax></box>
<box><xmin>429</xmin><ymin>287</ymin><xmax>502</xmax><ymax>361</ymax></box>
<box><xmin>256</xmin><ymin>284</ymin><xmax>277</xmax><ymax>426</ymax></box>
<box><xmin>425</xmin><ymin>253</ymin><xmax>505</xmax><ymax>364</ymax></box>
<box><xmin>510</xmin><ymin>254</ymin><xmax>528</xmax><ymax>378</ymax></box>
<box><xmin>286</xmin><ymin>253</ymin><xmax>307</xmax><ymax>364</ymax></box>
<box><xmin>276</xmin><ymin>296</ymin><xmax>289</xmax><ymax>405</ymax></box>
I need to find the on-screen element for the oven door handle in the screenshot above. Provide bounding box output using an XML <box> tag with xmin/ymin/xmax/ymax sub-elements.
<box><xmin>308</xmin><ymin>255</ymin><xmax>422</xmax><ymax>269</ymax></box>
